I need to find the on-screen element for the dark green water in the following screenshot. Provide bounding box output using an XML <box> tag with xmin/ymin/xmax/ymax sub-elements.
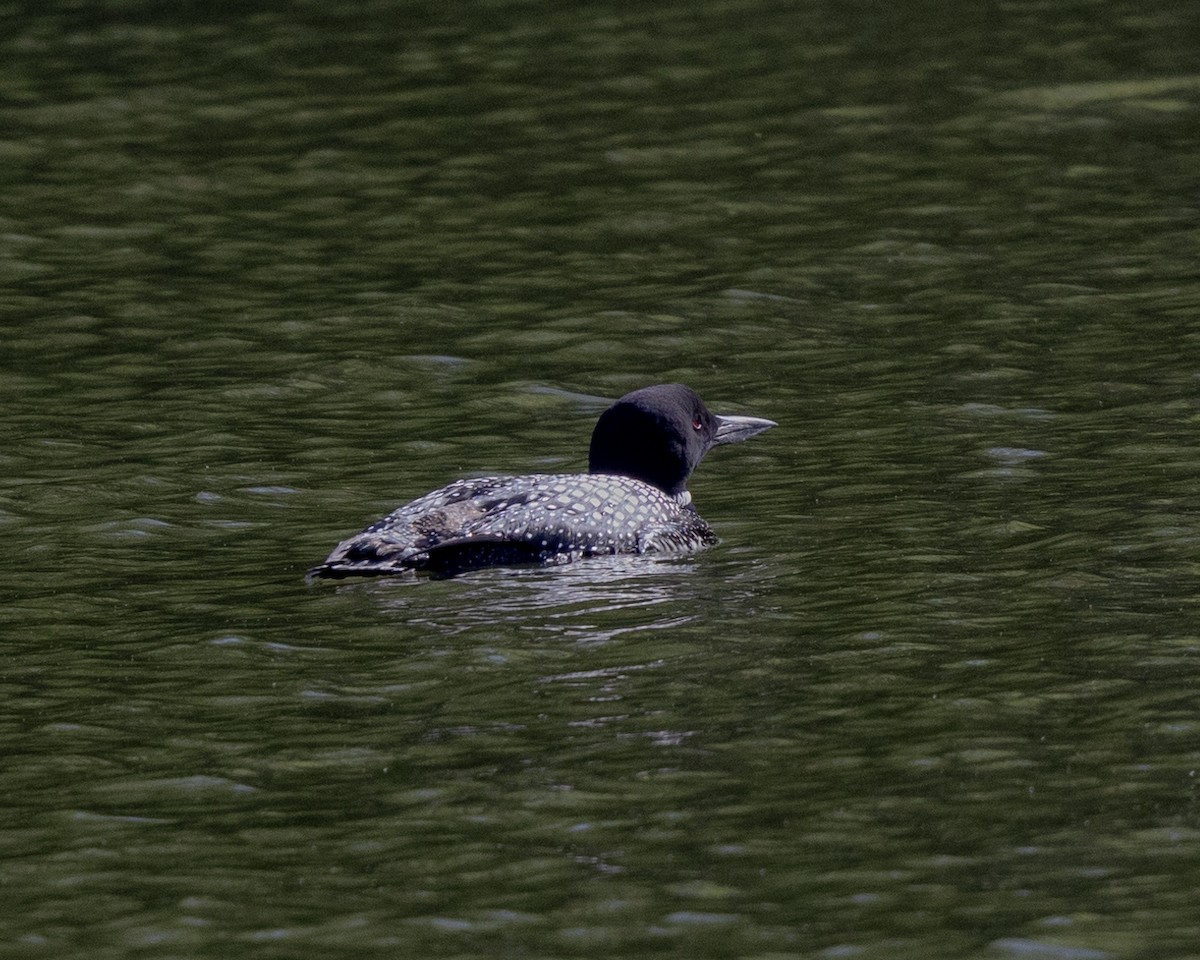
<box><xmin>4</xmin><ymin>1</ymin><xmax>1200</xmax><ymax>957</ymax></box>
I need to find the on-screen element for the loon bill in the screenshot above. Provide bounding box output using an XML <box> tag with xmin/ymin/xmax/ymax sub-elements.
<box><xmin>309</xmin><ymin>383</ymin><xmax>775</xmax><ymax>578</ymax></box>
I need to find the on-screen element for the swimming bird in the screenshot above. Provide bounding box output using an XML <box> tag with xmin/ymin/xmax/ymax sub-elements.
<box><xmin>308</xmin><ymin>383</ymin><xmax>775</xmax><ymax>578</ymax></box>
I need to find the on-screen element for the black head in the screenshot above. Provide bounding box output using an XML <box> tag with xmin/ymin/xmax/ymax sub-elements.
<box><xmin>587</xmin><ymin>384</ymin><xmax>776</xmax><ymax>497</ymax></box>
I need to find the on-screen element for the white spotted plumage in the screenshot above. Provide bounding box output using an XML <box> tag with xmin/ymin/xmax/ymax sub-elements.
<box><xmin>314</xmin><ymin>473</ymin><xmax>717</xmax><ymax>576</ymax></box>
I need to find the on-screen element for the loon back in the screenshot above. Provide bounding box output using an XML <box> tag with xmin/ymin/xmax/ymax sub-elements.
<box><xmin>309</xmin><ymin>473</ymin><xmax>716</xmax><ymax>578</ymax></box>
<box><xmin>308</xmin><ymin>383</ymin><xmax>775</xmax><ymax>579</ymax></box>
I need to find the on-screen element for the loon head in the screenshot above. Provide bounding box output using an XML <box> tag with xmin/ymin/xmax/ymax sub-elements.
<box><xmin>587</xmin><ymin>383</ymin><xmax>776</xmax><ymax>497</ymax></box>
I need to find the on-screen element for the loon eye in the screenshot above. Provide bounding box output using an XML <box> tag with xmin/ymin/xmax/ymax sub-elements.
<box><xmin>692</xmin><ymin>418</ymin><xmax>702</xmax><ymax>431</ymax></box>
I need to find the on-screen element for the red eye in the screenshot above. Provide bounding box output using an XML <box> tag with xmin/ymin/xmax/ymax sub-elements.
<box><xmin>692</xmin><ymin>418</ymin><xmax>702</xmax><ymax>431</ymax></box>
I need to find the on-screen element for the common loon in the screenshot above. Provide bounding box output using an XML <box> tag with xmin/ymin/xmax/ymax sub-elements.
<box><xmin>308</xmin><ymin>383</ymin><xmax>775</xmax><ymax>578</ymax></box>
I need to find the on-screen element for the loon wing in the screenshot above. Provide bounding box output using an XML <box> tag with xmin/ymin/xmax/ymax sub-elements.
<box><xmin>310</xmin><ymin>476</ymin><xmax>591</xmax><ymax>577</ymax></box>
<box><xmin>309</xmin><ymin>477</ymin><xmax>515</xmax><ymax>577</ymax></box>
<box><xmin>308</xmin><ymin>473</ymin><xmax>691</xmax><ymax>578</ymax></box>
<box><xmin>414</xmin><ymin>533</ymin><xmax>557</xmax><ymax>574</ymax></box>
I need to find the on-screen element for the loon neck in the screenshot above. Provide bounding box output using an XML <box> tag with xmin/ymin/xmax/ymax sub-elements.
<box><xmin>586</xmin><ymin>464</ymin><xmax>691</xmax><ymax>499</ymax></box>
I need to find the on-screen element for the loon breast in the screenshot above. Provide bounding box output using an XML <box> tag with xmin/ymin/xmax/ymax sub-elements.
<box><xmin>310</xmin><ymin>473</ymin><xmax>716</xmax><ymax>578</ymax></box>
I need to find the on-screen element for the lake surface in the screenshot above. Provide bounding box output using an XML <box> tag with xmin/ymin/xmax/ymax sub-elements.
<box><xmin>3</xmin><ymin>1</ymin><xmax>1200</xmax><ymax>957</ymax></box>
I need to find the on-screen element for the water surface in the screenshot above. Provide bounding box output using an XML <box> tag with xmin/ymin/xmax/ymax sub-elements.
<box><xmin>4</xmin><ymin>1</ymin><xmax>1200</xmax><ymax>957</ymax></box>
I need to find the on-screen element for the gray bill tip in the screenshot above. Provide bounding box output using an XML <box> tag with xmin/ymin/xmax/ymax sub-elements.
<box><xmin>713</xmin><ymin>413</ymin><xmax>777</xmax><ymax>445</ymax></box>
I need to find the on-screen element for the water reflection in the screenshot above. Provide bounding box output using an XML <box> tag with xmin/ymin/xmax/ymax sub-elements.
<box><xmin>325</xmin><ymin>552</ymin><xmax>756</xmax><ymax>645</ymax></box>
